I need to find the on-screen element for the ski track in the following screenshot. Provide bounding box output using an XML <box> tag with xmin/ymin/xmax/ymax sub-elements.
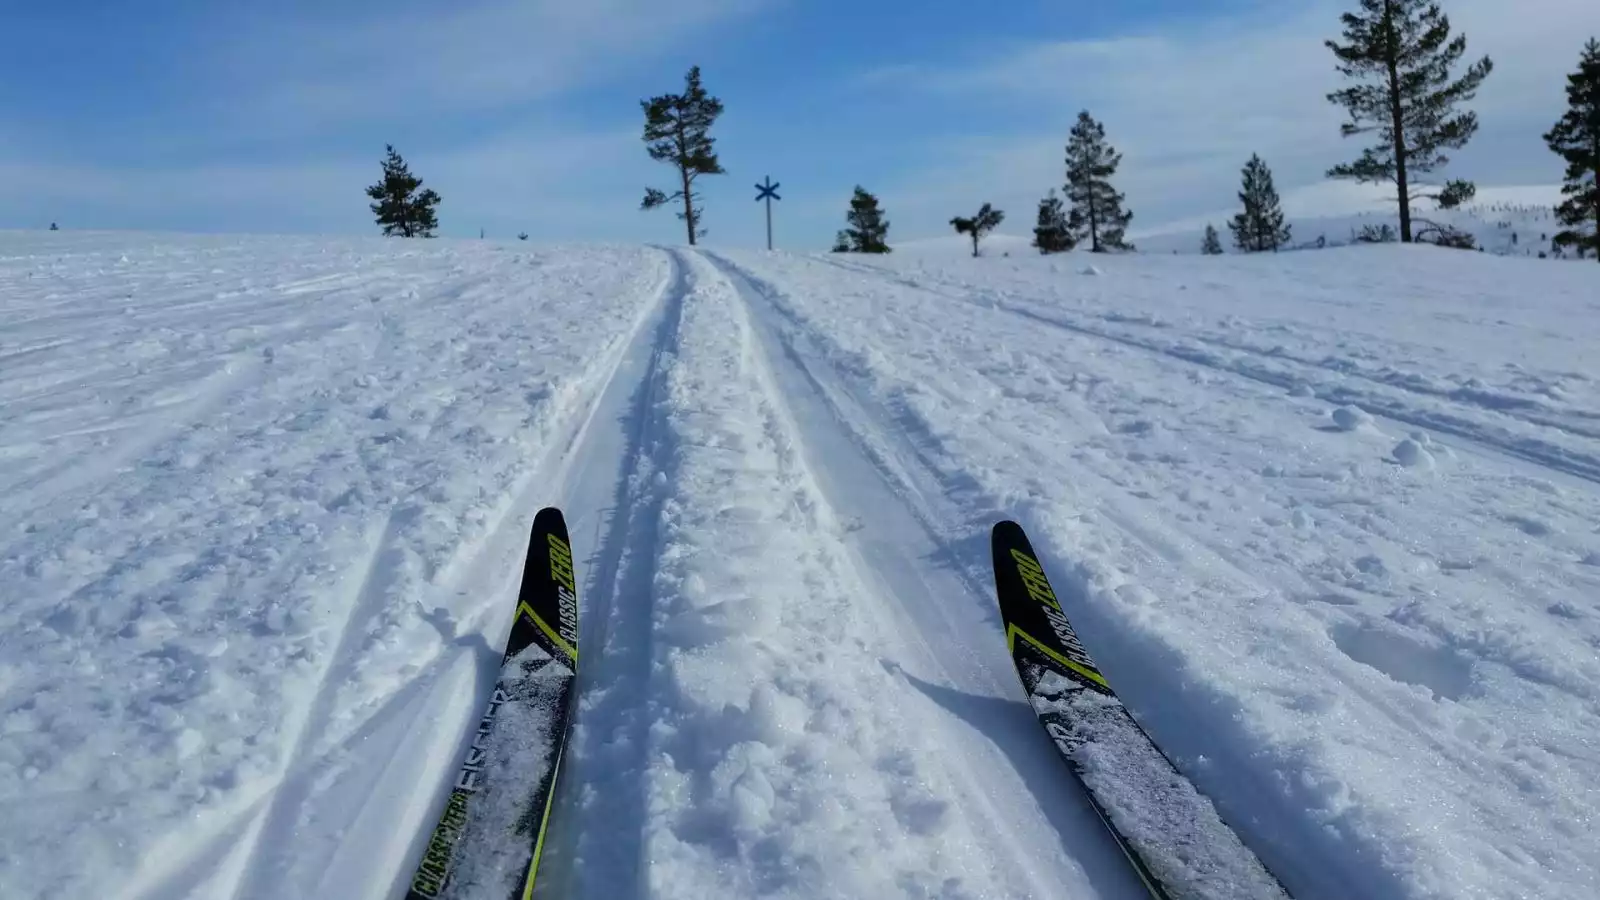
<box><xmin>701</xmin><ymin>251</ymin><xmax>1163</xmax><ymax>898</ymax></box>
<box><xmin>545</xmin><ymin>250</ymin><xmax>689</xmax><ymax>900</ymax></box>
<box><xmin>8</xmin><ymin>233</ymin><xmax>1599</xmax><ymax>900</ymax></box>
<box><xmin>1</xmin><ymin>237</ymin><xmax>675</xmax><ymax>900</ymax></box>
<box><xmin>713</xmin><ymin>248</ymin><xmax>1600</xmax><ymax>900</ymax></box>
<box><xmin>814</xmin><ymin>254</ymin><xmax>1600</xmax><ymax>487</ymax></box>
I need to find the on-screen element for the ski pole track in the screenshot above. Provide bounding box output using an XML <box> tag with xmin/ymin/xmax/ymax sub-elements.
<box><xmin>694</xmin><ymin>251</ymin><xmax>1160</xmax><ymax>899</ymax></box>
<box><xmin>812</xmin><ymin>254</ymin><xmax>1600</xmax><ymax>487</ymax></box>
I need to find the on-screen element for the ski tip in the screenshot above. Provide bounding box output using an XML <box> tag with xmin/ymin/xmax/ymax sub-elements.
<box><xmin>534</xmin><ymin>506</ymin><xmax>566</xmax><ymax>527</ymax></box>
<box><xmin>993</xmin><ymin>519</ymin><xmax>1026</xmax><ymax>542</ymax></box>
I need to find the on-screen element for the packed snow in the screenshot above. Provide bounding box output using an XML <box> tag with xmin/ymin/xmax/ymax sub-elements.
<box><xmin>2</xmin><ymin>230</ymin><xmax>1598</xmax><ymax>900</ymax></box>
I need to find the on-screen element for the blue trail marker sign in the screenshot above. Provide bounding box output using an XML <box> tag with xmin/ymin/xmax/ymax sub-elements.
<box><xmin>755</xmin><ymin>176</ymin><xmax>781</xmax><ymax>251</ymax></box>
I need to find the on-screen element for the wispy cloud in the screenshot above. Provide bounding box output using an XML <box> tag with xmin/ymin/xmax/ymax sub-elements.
<box><xmin>212</xmin><ymin>0</ymin><xmax>768</xmax><ymax>135</ymax></box>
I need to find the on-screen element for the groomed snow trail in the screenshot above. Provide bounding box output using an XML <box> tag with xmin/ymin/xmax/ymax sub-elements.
<box><xmin>542</xmin><ymin>249</ymin><xmax>1148</xmax><ymax>900</ymax></box>
<box><xmin>4</xmin><ymin>233</ymin><xmax>1597</xmax><ymax>900</ymax></box>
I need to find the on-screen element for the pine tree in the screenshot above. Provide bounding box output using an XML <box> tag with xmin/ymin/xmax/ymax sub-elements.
<box><xmin>950</xmin><ymin>203</ymin><xmax>1005</xmax><ymax>257</ymax></box>
<box><xmin>1230</xmin><ymin>154</ymin><xmax>1292</xmax><ymax>252</ymax></box>
<box><xmin>640</xmin><ymin>66</ymin><xmax>725</xmax><ymax>245</ymax></box>
<box><xmin>366</xmin><ymin>145</ymin><xmax>441</xmax><ymax>238</ymax></box>
<box><xmin>837</xmin><ymin>186</ymin><xmax>891</xmax><ymax>253</ymax></box>
<box><xmin>1325</xmin><ymin>0</ymin><xmax>1493</xmax><ymax>243</ymax></box>
<box><xmin>1543</xmin><ymin>38</ymin><xmax>1600</xmax><ymax>261</ymax></box>
<box><xmin>1032</xmin><ymin>190</ymin><xmax>1074</xmax><ymax>254</ymax></box>
<box><xmin>1064</xmin><ymin>111</ymin><xmax>1134</xmax><ymax>253</ymax></box>
<box><xmin>1202</xmin><ymin>224</ymin><xmax>1225</xmax><ymax>255</ymax></box>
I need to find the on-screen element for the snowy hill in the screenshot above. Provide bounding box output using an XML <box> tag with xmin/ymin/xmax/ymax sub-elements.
<box><xmin>890</xmin><ymin>231</ymin><xmax>1037</xmax><ymax>257</ymax></box>
<box><xmin>3</xmin><ymin>231</ymin><xmax>1599</xmax><ymax>900</ymax></box>
<box><xmin>1134</xmin><ymin>181</ymin><xmax>1577</xmax><ymax>258</ymax></box>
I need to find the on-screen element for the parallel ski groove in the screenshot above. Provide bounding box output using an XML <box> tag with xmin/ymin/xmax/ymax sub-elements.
<box><xmin>549</xmin><ymin>250</ymin><xmax>688</xmax><ymax>899</ymax></box>
<box><xmin>696</xmin><ymin>251</ymin><xmax>1148</xmax><ymax>899</ymax></box>
<box><xmin>115</xmin><ymin>251</ymin><xmax>678</xmax><ymax>900</ymax></box>
<box><xmin>814</xmin><ymin>256</ymin><xmax>1600</xmax><ymax>485</ymax></box>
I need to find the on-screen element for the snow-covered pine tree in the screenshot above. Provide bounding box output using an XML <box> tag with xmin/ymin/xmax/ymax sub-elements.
<box><xmin>640</xmin><ymin>66</ymin><xmax>725</xmax><ymax>245</ymax></box>
<box><xmin>950</xmin><ymin>203</ymin><xmax>1005</xmax><ymax>257</ymax></box>
<box><xmin>1064</xmin><ymin>111</ymin><xmax>1133</xmax><ymax>252</ymax></box>
<box><xmin>1032</xmin><ymin>190</ymin><xmax>1074</xmax><ymax>254</ymax></box>
<box><xmin>1544</xmin><ymin>38</ymin><xmax>1600</xmax><ymax>261</ymax></box>
<box><xmin>1202</xmin><ymin>224</ymin><xmax>1224</xmax><ymax>255</ymax></box>
<box><xmin>838</xmin><ymin>187</ymin><xmax>892</xmax><ymax>253</ymax></box>
<box><xmin>1230</xmin><ymin>154</ymin><xmax>1292</xmax><ymax>252</ymax></box>
<box><xmin>1325</xmin><ymin>0</ymin><xmax>1493</xmax><ymax>243</ymax></box>
<box><xmin>366</xmin><ymin>145</ymin><xmax>441</xmax><ymax>238</ymax></box>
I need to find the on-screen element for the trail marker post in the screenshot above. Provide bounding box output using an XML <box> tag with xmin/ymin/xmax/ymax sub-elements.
<box><xmin>755</xmin><ymin>176</ymin><xmax>781</xmax><ymax>251</ymax></box>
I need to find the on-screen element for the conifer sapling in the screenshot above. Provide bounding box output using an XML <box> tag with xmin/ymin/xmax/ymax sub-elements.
<box><xmin>950</xmin><ymin>204</ymin><xmax>1005</xmax><ymax>257</ymax></box>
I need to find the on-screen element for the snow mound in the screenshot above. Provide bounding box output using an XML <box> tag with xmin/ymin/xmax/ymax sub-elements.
<box><xmin>1392</xmin><ymin>438</ymin><xmax>1436</xmax><ymax>469</ymax></box>
<box><xmin>1330</xmin><ymin>405</ymin><xmax>1377</xmax><ymax>432</ymax></box>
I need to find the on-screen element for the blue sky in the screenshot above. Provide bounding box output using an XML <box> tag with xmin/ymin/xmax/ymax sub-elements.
<box><xmin>2</xmin><ymin>0</ymin><xmax>1596</xmax><ymax>248</ymax></box>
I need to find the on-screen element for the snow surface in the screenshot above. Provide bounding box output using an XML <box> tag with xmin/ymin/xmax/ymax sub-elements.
<box><xmin>3</xmin><ymin>230</ymin><xmax>1599</xmax><ymax>900</ymax></box>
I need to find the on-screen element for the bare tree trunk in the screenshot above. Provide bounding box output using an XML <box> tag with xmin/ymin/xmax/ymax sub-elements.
<box><xmin>1592</xmin><ymin>137</ymin><xmax>1600</xmax><ymax>262</ymax></box>
<box><xmin>1384</xmin><ymin>1</ymin><xmax>1413</xmax><ymax>243</ymax></box>
<box><xmin>1089</xmin><ymin>196</ymin><xmax>1101</xmax><ymax>253</ymax></box>
<box><xmin>680</xmin><ymin>167</ymin><xmax>695</xmax><ymax>245</ymax></box>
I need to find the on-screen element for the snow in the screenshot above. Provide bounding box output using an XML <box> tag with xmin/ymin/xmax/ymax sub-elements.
<box><xmin>4</xmin><ymin>230</ymin><xmax>1599</xmax><ymax>900</ymax></box>
<box><xmin>1133</xmin><ymin>180</ymin><xmax>1580</xmax><ymax>259</ymax></box>
<box><xmin>1392</xmin><ymin>437</ymin><xmax>1436</xmax><ymax>470</ymax></box>
<box><xmin>1330</xmin><ymin>405</ymin><xmax>1377</xmax><ymax>432</ymax></box>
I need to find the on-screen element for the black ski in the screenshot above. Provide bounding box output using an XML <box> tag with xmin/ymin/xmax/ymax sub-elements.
<box><xmin>407</xmin><ymin>507</ymin><xmax>580</xmax><ymax>900</ymax></box>
<box><xmin>991</xmin><ymin>519</ymin><xmax>1291</xmax><ymax>900</ymax></box>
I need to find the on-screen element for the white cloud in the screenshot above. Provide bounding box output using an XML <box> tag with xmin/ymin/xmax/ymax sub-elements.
<box><xmin>214</xmin><ymin>0</ymin><xmax>769</xmax><ymax>133</ymax></box>
<box><xmin>864</xmin><ymin>0</ymin><xmax>1600</xmax><ymax>237</ymax></box>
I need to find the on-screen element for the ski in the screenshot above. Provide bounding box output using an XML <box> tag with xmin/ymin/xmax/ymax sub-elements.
<box><xmin>991</xmin><ymin>520</ymin><xmax>1292</xmax><ymax>900</ymax></box>
<box><xmin>407</xmin><ymin>507</ymin><xmax>580</xmax><ymax>900</ymax></box>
